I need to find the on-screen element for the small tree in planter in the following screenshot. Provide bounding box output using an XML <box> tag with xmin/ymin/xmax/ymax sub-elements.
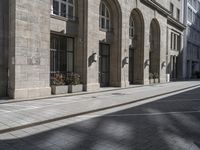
<box><xmin>51</xmin><ymin>73</ymin><xmax>69</xmax><ymax>95</ymax></box>
<box><xmin>149</xmin><ymin>73</ymin><xmax>154</xmax><ymax>84</ymax></box>
<box><xmin>66</xmin><ymin>73</ymin><xmax>83</xmax><ymax>93</ymax></box>
<box><xmin>153</xmin><ymin>73</ymin><xmax>159</xmax><ymax>83</ymax></box>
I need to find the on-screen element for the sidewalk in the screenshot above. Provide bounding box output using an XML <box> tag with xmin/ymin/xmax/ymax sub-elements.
<box><xmin>0</xmin><ymin>81</ymin><xmax>200</xmax><ymax>134</ymax></box>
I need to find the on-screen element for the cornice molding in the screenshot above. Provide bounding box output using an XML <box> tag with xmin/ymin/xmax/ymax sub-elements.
<box><xmin>167</xmin><ymin>15</ymin><xmax>186</xmax><ymax>31</ymax></box>
<box><xmin>141</xmin><ymin>0</ymin><xmax>170</xmax><ymax>16</ymax></box>
<box><xmin>140</xmin><ymin>0</ymin><xmax>186</xmax><ymax>30</ymax></box>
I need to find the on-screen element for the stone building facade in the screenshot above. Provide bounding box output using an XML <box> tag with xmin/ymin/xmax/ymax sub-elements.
<box><xmin>183</xmin><ymin>0</ymin><xmax>200</xmax><ymax>79</ymax></box>
<box><xmin>0</xmin><ymin>0</ymin><xmax>185</xmax><ymax>99</ymax></box>
<box><xmin>166</xmin><ymin>0</ymin><xmax>185</xmax><ymax>80</ymax></box>
<box><xmin>0</xmin><ymin>0</ymin><xmax>9</xmax><ymax>97</ymax></box>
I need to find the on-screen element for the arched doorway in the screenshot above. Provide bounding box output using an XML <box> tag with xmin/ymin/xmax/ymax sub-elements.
<box><xmin>149</xmin><ymin>19</ymin><xmax>161</xmax><ymax>82</ymax></box>
<box><xmin>99</xmin><ymin>0</ymin><xmax>122</xmax><ymax>87</ymax></box>
<box><xmin>129</xmin><ymin>9</ymin><xmax>144</xmax><ymax>84</ymax></box>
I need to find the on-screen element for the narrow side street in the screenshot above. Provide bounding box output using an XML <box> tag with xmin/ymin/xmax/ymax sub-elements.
<box><xmin>0</xmin><ymin>81</ymin><xmax>200</xmax><ymax>149</ymax></box>
<box><xmin>0</xmin><ymin>81</ymin><xmax>199</xmax><ymax>133</ymax></box>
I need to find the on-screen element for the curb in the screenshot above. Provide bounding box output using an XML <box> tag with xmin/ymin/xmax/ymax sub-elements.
<box><xmin>0</xmin><ymin>83</ymin><xmax>170</xmax><ymax>104</ymax></box>
<box><xmin>0</xmin><ymin>83</ymin><xmax>200</xmax><ymax>134</ymax></box>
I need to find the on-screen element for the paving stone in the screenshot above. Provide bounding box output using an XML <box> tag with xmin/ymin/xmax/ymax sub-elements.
<box><xmin>0</xmin><ymin>83</ymin><xmax>200</xmax><ymax>150</ymax></box>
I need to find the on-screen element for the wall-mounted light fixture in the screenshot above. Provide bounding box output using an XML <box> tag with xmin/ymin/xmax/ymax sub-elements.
<box><xmin>124</xmin><ymin>57</ymin><xmax>129</xmax><ymax>64</ymax></box>
<box><xmin>145</xmin><ymin>59</ymin><xmax>150</xmax><ymax>66</ymax></box>
<box><xmin>162</xmin><ymin>61</ymin><xmax>166</xmax><ymax>67</ymax></box>
<box><xmin>92</xmin><ymin>53</ymin><xmax>98</xmax><ymax>62</ymax></box>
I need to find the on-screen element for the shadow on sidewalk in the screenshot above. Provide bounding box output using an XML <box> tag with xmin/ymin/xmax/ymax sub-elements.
<box><xmin>1</xmin><ymin>88</ymin><xmax>200</xmax><ymax>150</ymax></box>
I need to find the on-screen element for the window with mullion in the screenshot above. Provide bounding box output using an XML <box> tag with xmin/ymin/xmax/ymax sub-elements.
<box><xmin>53</xmin><ymin>0</ymin><xmax>59</xmax><ymax>15</ymax></box>
<box><xmin>99</xmin><ymin>2</ymin><xmax>110</xmax><ymax>31</ymax></box>
<box><xmin>50</xmin><ymin>35</ymin><xmax>75</xmax><ymax>85</ymax></box>
<box><xmin>129</xmin><ymin>18</ymin><xmax>135</xmax><ymax>38</ymax></box>
<box><xmin>52</xmin><ymin>0</ymin><xmax>75</xmax><ymax>20</ymax></box>
<box><xmin>61</xmin><ymin>1</ymin><xmax>67</xmax><ymax>17</ymax></box>
<box><xmin>66</xmin><ymin>38</ymin><xmax>74</xmax><ymax>73</ymax></box>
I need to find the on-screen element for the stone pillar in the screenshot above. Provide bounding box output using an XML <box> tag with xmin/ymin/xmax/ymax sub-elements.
<box><xmin>170</xmin><ymin>55</ymin><xmax>173</xmax><ymax>79</ymax></box>
<box><xmin>188</xmin><ymin>60</ymin><xmax>192</xmax><ymax>78</ymax></box>
<box><xmin>178</xmin><ymin>34</ymin><xmax>185</xmax><ymax>79</ymax></box>
<box><xmin>8</xmin><ymin>0</ymin><xmax>51</xmax><ymax>99</ymax></box>
<box><xmin>120</xmin><ymin>12</ymin><xmax>130</xmax><ymax>88</ymax></box>
<box><xmin>159</xmin><ymin>20</ymin><xmax>167</xmax><ymax>84</ymax></box>
<box><xmin>174</xmin><ymin>56</ymin><xmax>177</xmax><ymax>78</ymax></box>
<box><xmin>77</xmin><ymin>0</ymin><xmax>88</xmax><ymax>91</ymax></box>
<box><xmin>166</xmin><ymin>27</ymin><xmax>171</xmax><ymax>75</ymax></box>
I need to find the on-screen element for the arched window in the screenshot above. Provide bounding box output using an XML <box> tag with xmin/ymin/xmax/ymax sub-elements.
<box><xmin>99</xmin><ymin>2</ymin><xmax>110</xmax><ymax>31</ymax></box>
<box><xmin>51</xmin><ymin>0</ymin><xmax>75</xmax><ymax>20</ymax></box>
<box><xmin>129</xmin><ymin>17</ymin><xmax>135</xmax><ymax>38</ymax></box>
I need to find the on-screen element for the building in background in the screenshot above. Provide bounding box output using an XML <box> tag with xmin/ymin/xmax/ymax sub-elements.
<box><xmin>183</xmin><ymin>0</ymin><xmax>200</xmax><ymax>79</ymax></box>
<box><xmin>166</xmin><ymin>0</ymin><xmax>185</xmax><ymax>81</ymax></box>
<box><xmin>0</xmin><ymin>0</ymin><xmax>185</xmax><ymax>99</ymax></box>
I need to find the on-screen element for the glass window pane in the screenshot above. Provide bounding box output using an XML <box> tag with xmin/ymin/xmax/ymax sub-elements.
<box><xmin>101</xmin><ymin>18</ymin><xmax>105</xmax><ymax>29</ymax></box>
<box><xmin>101</xmin><ymin>4</ymin><xmax>105</xmax><ymax>16</ymax></box>
<box><xmin>60</xmin><ymin>50</ymin><xmax>67</xmax><ymax>72</ymax></box>
<box><xmin>53</xmin><ymin>0</ymin><xmax>59</xmax><ymax>15</ymax></box>
<box><xmin>61</xmin><ymin>3</ymin><xmax>66</xmax><ymax>17</ymax></box>
<box><xmin>106</xmin><ymin>19</ymin><xmax>110</xmax><ymax>30</ymax></box>
<box><xmin>68</xmin><ymin>5</ymin><xmax>74</xmax><ymax>19</ymax></box>
<box><xmin>60</xmin><ymin>38</ymin><xmax>66</xmax><ymax>51</ymax></box>
<box><xmin>68</xmin><ymin>0</ymin><xmax>73</xmax><ymax>4</ymax></box>
<box><xmin>106</xmin><ymin>9</ymin><xmax>109</xmax><ymax>17</ymax></box>
<box><xmin>67</xmin><ymin>53</ymin><xmax>73</xmax><ymax>72</ymax></box>
<box><xmin>67</xmin><ymin>38</ymin><xmax>74</xmax><ymax>52</ymax></box>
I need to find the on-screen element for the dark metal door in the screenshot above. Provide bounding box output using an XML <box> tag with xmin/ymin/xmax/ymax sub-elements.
<box><xmin>129</xmin><ymin>48</ymin><xmax>134</xmax><ymax>84</ymax></box>
<box><xmin>99</xmin><ymin>44</ymin><xmax>110</xmax><ymax>87</ymax></box>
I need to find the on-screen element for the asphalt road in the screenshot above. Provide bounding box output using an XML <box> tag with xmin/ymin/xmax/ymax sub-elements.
<box><xmin>1</xmin><ymin>87</ymin><xmax>200</xmax><ymax>150</ymax></box>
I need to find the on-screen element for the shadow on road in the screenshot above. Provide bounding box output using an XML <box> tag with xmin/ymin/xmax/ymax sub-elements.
<box><xmin>1</xmin><ymin>88</ymin><xmax>200</xmax><ymax>150</ymax></box>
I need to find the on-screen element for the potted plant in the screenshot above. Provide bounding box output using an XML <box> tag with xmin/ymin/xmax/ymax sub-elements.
<box><xmin>153</xmin><ymin>72</ymin><xmax>159</xmax><ymax>83</ymax></box>
<box><xmin>149</xmin><ymin>73</ymin><xmax>154</xmax><ymax>84</ymax></box>
<box><xmin>66</xmin><ymin>73</ymin><xmax>83</xmax><ymax>93</ymax></box>
<box><xmin>51</xmin><ymin>73</ymin><xmax>69</xmax><ymax>95</ymax></box>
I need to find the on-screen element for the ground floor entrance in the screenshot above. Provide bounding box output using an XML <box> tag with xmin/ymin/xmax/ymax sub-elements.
<box><xmin>0</xmin><ymin>72</ymin><xmax>7</xmax><ymax>97</ymax></box>
<box><xmin>99</xmin><ymin>43</ymin><xmax>110</xmax><ymax>87</ymax></box>
<box><xmin>170</xmin><ymin>55</ymin><xmax>178</xmax><ymax>80</ymax></box>
<box><xmin>129</xmin><ymin>48</ymin><xmax>134</xmax><ymax>84</ymax></box>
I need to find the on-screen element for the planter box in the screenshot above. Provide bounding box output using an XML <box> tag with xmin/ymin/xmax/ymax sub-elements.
<box><xmin>154</xmin><ymin>78</ymin><xmax>159</xmax><ymax>84</ymax></box>
<box><xmin>68</xmin><ymin>84</ymin><xmax>83</xmax><ymax>93</ymax></box>
<box><xmin>51</xmin><ymin>85</ymin><xmax>68</xmax><ymax>95</ymax></box>
<box><xmin>149</xmin><ymin>79</ymin><xmax>154</xmax><ymax>84</ymax></box>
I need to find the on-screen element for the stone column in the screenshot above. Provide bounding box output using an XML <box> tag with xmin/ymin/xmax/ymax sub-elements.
<box><xmin>8</xmin><ymin>0</ymin><xmax>51</xmax><ymax>99</ymax></box>
<box><xmin>170</xmin><ymin>55</ymin><xmax>173</xmax><ymax>79</ymax></box>
<box><xmin>174</xmin><ymin>56</ymin><xmax>177</xmax><ymax>78</ymax></box>
<box><xmin>178</xmin><ymin>34</ymin><xmax>185</xmax><ymax>79</ymax></box>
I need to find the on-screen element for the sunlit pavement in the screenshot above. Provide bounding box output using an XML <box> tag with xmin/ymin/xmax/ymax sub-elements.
<box><xmin>1</xmin><ymin>82</ymin><xmax>200</xmax><ymax>149</ymax></box>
